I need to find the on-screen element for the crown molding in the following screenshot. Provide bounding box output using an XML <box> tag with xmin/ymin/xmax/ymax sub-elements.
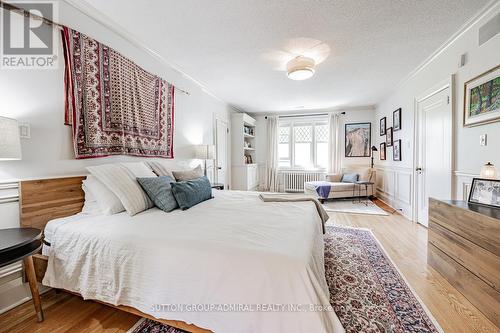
<box><xmin>63</xmin><ymin>0</ymin><xmax>242</xmax><ymax>111</ymax></box>
<box><xmin>394</xmin><ymin>0</ymin><xmax>499</xmax><ymax>91</ymax></box>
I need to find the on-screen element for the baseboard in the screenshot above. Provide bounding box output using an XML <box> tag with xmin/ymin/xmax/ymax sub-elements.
<box><xmin>375</xmin><ymin>194</ymin><xmax>412</xmax><ymax>221</ymax></box>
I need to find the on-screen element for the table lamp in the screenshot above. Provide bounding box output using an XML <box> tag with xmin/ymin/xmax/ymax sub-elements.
<box><xmin>0</xmin><ymin>116</ymin><xmax>22</xmax><ymax>161</ymax></box>
<box><xmin>195</xmin><ymin>144</ymin><xmax>215</xmax><ymax>177</ymax></box>
<box><xmin>480</xmin><ymin>162</ymin><xmax>497</xmax><ymax>179</ymax></box>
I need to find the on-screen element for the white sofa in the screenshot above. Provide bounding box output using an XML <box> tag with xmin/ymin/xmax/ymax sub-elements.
<box><xmin>304</xmin><ymin>168</ymin><xmax>376</xmax><ymax>202</ymax></box>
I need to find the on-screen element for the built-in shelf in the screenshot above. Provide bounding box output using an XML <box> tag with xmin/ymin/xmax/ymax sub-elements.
<box><xmin>232</xmin><ymin>112</ymin><xmax>258</xmax><ymax>190</ymax></box>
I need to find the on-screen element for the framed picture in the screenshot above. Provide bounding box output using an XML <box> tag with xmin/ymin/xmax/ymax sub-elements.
<box><xmin>468</xmin><ymin>178</ymin><xmax>500</xmax><ymax>209</ymax></box>
<box><xmin>380</xmin><ymin>117</ymin><xmax>386</xmax><ymax>136</ymax></box>
<box><xmin>464</xmin><ymin>65</ymin><xmax>500</xmax><ymax>127</ymax></box>
<box><xmin>393</xmin><ymin>108</ymin><xmax>402</xmax><ymax>131</ymax></box>
<box><xmin>380</xmin><ymin>142</ymin><xmax>386</xmax><ymax>160</ymax></box>
<box><xmin>386</xmin><ymin>127</ymin><xmax>393</xmax><ymax>147</ymax></box>
<box><xmin>393</xmin><ymin>139</ymin><xmax>401</xmax><ymax>161</ymax></box>
<box><xmin>345</xmin><ymin>122</ymin><xmax>371</xmax><ymax>157</ymax></box>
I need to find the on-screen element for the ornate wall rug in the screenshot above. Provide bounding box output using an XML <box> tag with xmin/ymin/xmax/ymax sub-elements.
<box><xmin>128</xmin><ymin>226</ymin><xmax>442</xmax><ymax>333</ymax></box>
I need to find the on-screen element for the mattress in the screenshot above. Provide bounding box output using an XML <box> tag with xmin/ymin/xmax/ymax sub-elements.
<box><xmin>42</xmin><ymin>190</ymin><xmax>344</xmax><ymax>333</ymax></box>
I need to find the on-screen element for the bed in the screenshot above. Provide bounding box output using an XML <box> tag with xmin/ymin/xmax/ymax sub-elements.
<box><xmin>20</xmin><ymin>176</ymin><xmax>344</xmax><ymax>333</ymax></box>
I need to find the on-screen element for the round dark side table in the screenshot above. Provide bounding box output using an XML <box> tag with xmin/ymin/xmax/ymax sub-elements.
<box><xmin>211</xmin><ymin>183</ymin><xmax>225</xmax><ymax>190</ymax></box>
<box><xmin>0</xmin><ymin>228</ymin><xmax>44</xmax><ymax>322</ymax></box>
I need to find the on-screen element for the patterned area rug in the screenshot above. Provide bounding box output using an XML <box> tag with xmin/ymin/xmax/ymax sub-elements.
<box><xmin>128</xmin><ymin>226</ymin><xmax>441</xmax><ymax>333</ymax></box>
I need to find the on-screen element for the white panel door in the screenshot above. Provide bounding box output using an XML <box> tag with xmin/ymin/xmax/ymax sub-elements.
<box><xmin>215</xmin><ymin>119</ymin><xmax>228</xmax><ymax>187</ymax></box>
<box><xmin>416</xmin><ymin>86</ymin><xmax>452</xmax><ymax>226</ymax></box>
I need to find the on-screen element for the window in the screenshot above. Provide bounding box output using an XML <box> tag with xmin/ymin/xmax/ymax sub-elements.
<box><xmin>278</xmin><ymin>117</ymin><xmax>329</xmax><ymax>170</ymax></box>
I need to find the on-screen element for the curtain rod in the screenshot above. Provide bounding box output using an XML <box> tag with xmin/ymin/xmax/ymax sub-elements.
<box><xmin>265</xmin><ymin>112</ymin><xmax>345</xmax><ymax>119</ymax></box>
<box><xmin>0</xmin><ymin>0</ymin><xmax>190</xmax><ymax>96</ymax></box>
<box><xmin>0</xmin><ymin>0</ymin><xmax>63</xmax><ymax>29</ymax></box>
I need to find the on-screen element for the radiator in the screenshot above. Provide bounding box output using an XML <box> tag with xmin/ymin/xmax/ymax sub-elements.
<box><xmin>282</xmin><ymin>171</ymin><xmax>325</xmax><ymax>192</ymax></box>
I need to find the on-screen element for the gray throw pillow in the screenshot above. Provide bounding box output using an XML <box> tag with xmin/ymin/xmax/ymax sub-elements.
<box><xmin>171</xmin><ymin>176</ymin><xmax>213</xmax><ymax>210</ymax></box>
<box><xmin>172</xmin><ymin>165</ymin><xmax>203</xmax><ymax>181</ymax></box>
<box><xmin>137</xmin><ymin>176</ymin><xmax>178</xmax><ymax>212</ymax></box>
<box><xmin>341</xmin><ymin>173</ymin><xmax>359</xmax><ymax>183</ymax></box>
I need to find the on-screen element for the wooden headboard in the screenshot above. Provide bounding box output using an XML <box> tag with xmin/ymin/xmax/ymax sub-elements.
<box><xmin>19</xmin><ymin>176</ymin><xmax>86</xmax><ymax>230</ymax></box>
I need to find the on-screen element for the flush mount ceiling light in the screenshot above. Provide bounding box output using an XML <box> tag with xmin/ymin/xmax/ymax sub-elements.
<box><xmin>287</xmin><ymin>56</ymin><xmax>315</xmax><ymax>80</ymax></box>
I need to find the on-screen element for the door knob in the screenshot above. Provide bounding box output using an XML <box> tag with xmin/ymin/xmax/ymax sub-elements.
<box><xmin>416</xmin><ymin>167</ymin><xmax>422</xmax><ymax>172</ymax></box>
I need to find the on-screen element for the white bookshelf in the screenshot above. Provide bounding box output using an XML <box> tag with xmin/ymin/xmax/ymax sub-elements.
<box><xmin>231</xmin><ymin>113</ymin><xmax>258</xmax><ymax>190</ymax></box>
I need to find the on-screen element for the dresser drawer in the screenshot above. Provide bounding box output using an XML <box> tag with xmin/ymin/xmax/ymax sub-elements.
<box><xmin>429</xmin><ymin>219</ymin><xmax>500</xmax><ymax>291</ymax></box>
<box><xmin>429</xmin><ymin>198</ymin><xmax>499</xmax><ymax>255</ymax></box>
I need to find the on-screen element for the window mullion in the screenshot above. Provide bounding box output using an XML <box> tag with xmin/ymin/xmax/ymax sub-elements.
<box><xmin>290</xmin><ymin>122</ymin><xmax>295</xmax><ymax>169</ymax></box>
<box><xmin>311</xmin><ymin>123</ymin><xmax>316</xmax><ymax>169</ymax></box>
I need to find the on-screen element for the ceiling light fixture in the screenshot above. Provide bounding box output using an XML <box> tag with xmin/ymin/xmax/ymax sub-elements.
<box><xmin>287</xmin><ymin>56</ymin><xmax>315</xmax><ymax>80</ymax></box>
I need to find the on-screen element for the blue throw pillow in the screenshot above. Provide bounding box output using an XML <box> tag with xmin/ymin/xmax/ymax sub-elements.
<box><xmin>341</xmin><ymin>173</ymin><xmax>359</xmax><ymax>183</ymax></box>
<box><xmin>137</xmin><ymin>176</ymin><xmax>178</xmax><ymax>212</ymax></box>
<box><xmin>170</xmin><ymin>176</ymin><xmax>213</xmax><ymax>210</ymax></box>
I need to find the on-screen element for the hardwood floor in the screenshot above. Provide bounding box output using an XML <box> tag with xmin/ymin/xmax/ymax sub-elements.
<box><xmin>0</xmin><ymin>200</ymin><xmax>497</xmax><ymax>333</ymax></box>
<box><xmin>330</xmin><ymin>199</ymin><xmax>498</xmax><ymax>333</ymax></box>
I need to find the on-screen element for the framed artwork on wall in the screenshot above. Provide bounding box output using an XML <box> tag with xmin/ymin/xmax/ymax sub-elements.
<box><xmin>345</xmin><ymin>122</ymin><xmax>371</xmax><ymax>157</ymax></box>
<box><xmin>393</xmin><ymin>108</ymin><xmax>402</xmax><ymax>131</ymax></box>
<box><xmin>386</xmin><ymin>127</ymin><xmax>393</xmax><ymax>147</ymax></box>
<box><xmin>468</xmin><ymin>178</ymin><xmax>500</xmax><ymax>209</ymax></box>
<box><xmin>380</xmin><ymin>117</ymin><xmax>386</xmax><ymax>136</ymax></box>
<box><xmin>380</xmin><ymin>142</ymin><xmax>386</xmax><ymax>160</ymax></box>
<box><xmin>393</xmin><ymin>139</ymin><xmax>401</xmax><ymax>161</ymax></box>
<box><xmin>463</xmin><ymin>65</ymin><xmax>500</xmax><ymax>127</ymax></box>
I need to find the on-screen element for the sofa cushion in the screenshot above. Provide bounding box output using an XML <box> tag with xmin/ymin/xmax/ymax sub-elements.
<box><xmin>341</xmin><ymin>173</ymin><xmax>359</xmax><ymax>183</ymax></box>
<box><xmin>326</xmin><ymin>173</ymin><xmax>342</xmax><ymax>182</ymax></box>
<box><xmin>330</xmin><ymin>182</ymin><xmax>356</xmax><ymax>192</ymax></box>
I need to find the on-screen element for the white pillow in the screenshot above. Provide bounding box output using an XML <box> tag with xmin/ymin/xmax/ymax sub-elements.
<box><xmin>81</xmin><ymin>184</ymin><xmax>101</xmax><ymax>215</ymax></box>
<box><xmin>147</xmin><ymin>161</ymin><xmax>175</xmax><ymax>178</ymax></box>
<box><xmin>121</xmin><ymin>162</ymin><xmax>158</xmax><ymax>178</ymax></box>
<box><xmin>172</xmin><ymin>165</ymin><xmax>204</xmax><ymax>181</ymax></box>
<box><xmin>83</xmin><ymin>175</ymin><xmax>125</xmax><ymax>215</ymax></box>
<box><xmin>87</xmin><ymin>163</ymin><xmax>155</xmax><ymax>216</ymax></box>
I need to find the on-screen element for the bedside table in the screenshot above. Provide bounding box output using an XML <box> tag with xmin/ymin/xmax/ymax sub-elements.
<box><xmin>0</xmin><ymin>228</ymin><xmax>44</xmax><ymax>322</ymax></box>
<box><xmin>211</xmin><ymin>183</ymin><xmax>224</xmax><ymax>190</ymax></box>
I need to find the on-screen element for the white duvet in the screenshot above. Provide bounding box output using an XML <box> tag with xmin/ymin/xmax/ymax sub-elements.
<box><xmin>43</xmin><ymin>190</ymin><xmax>344</xmax><ymax>333</ymax></box>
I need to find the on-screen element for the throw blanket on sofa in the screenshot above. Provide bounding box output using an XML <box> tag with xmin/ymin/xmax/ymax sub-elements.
<box><xmin>308</xmin><ymin>181</ymin><xmax>332</xmax><ymax>199</ymax></box>
<box><xmin>259</xmin><ymin>193</ymin><xmax>329</xmax><ymax>233</ymax></box>
<box><xmin>62</xmin><ymin>27</ymin><xmax>174</xmax><ymax>159</ymax></box>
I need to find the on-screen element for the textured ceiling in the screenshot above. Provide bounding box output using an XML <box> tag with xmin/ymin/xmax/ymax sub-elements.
<box><xmin>81</xmin><ymin>0</ymin><xmax>490</xmax><ymax>112</ymax></box>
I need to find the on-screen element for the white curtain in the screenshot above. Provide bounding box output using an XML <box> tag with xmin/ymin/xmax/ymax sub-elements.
<box><xmin>327</xmin><ymin>113</ymin><xmax>342</xmax><ymax>174</ymax></box>
<box><xmin>264</xmin><ymin>116</ymin><xmax>280</xmax><ymax>192</ymax></box>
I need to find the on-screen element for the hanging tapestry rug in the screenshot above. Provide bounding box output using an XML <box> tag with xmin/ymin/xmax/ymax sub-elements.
<box><xmin>62</xmin><ymin>27</ymin><xmax>174</xmax><ymax>159</ymax></box>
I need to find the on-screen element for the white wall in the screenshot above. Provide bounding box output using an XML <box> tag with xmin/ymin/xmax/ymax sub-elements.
<box><xmin>339</xmin><ymin>109</ymin><xmax>376</xmax><ymax>169</ymax></box>
<box><xmin>252</xmin><ymin>108</ymin><xmax>376</xmax><ymax>189</ymax></box>
<box><xmin>374</xmin><ymin>3</ymin><xmax>500</xmax><ymax>219</ymax></box>
<box><xmin>0</xmin><ymin>2</ymin><xmax>236</xmax><ymax>313</ymax></box>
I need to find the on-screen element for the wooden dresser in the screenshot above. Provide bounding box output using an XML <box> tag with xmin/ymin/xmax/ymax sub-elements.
<box><xmin>428</xmin><ymin>198</ymin><xmax>500</xmax><ymax>328</ymax></box>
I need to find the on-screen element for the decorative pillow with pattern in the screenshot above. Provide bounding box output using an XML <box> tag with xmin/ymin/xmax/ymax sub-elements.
<box><xmin>137</xmin><ymin>176</ymin><xmax>178</xmax><ymax>212</ymax></box>
<box><xmin>171</xmin><ymin>176</ymin><xmax>212</xmax><ymax>210</ymax></box>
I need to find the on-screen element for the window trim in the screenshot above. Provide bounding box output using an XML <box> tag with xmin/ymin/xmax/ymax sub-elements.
<box><xmin>278</xmin><ymin>116</ymin><xmax>328</xmax><ymax>170</ymax></box>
